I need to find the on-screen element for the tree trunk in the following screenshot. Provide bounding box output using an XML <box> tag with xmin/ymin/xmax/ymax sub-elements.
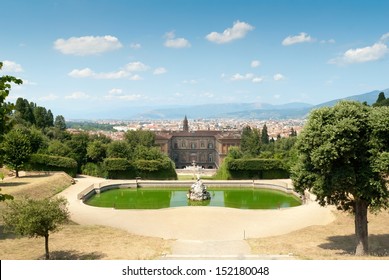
<box><xmin>354</xmin><ymin>199</ymin><xmax>368</xmax><ymax>256</ymax></box>
<box><xmin>15</xmin><ymin>169</ymin><xmax>19</xmax><ymax>178</ymax></box>
<box><xmin>45</xmin><ymin>234</ymin><xmax>50</xmax><ymax>260</ymax></box>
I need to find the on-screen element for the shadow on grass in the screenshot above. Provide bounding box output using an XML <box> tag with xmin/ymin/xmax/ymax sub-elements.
<box><xmin>319</xmin><ymin>234</ymin><xmax>389</xmax><ymax>257</ymax></box>
<box><xmin>0</xmin><ymin>225</ymin><xmax>19</xmax><ymax>240</ymax></box>
<box><xmin>47</xmin><ymin>250</ymin><xmax>106</xmax><ymax>260</ymax></box>
<box><xmin>0</xmin><ymin>182</ymin><xmax>28</xmax><ymax>187</ymax></box>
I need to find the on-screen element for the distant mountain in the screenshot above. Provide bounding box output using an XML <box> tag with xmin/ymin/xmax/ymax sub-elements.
<box><xmin>315</xmin><ymin>89</ymin><xmax>389</xmax><ymax>108</ymax></box>
<box><xmin>132</xmin><ymin>102</ymin><xmax>313</xmax><ymax>120</ymax></box>
<box><xmin>72</xmin><ymin>89</ymin><xmax>387</xmax><ymax>120</ymax></box>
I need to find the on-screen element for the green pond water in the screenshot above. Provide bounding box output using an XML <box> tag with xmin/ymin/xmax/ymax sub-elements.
<box><xmin>85</xmin><ymin>187</ymin><xmax>301</xmax><ymax>209</ymax></box>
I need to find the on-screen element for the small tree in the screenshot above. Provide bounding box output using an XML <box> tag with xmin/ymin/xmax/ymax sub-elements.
<box><xmin>3</xmin><ymin>197</ymin><xmax>69</xmax><ymax>259</ymax></box>
<box><xmin>2</xmin><ymin>129</ymin><xmax>32</xmax><ymax>177</ymax></box>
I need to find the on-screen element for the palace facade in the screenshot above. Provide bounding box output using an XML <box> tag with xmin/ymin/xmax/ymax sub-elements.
<box><xmin>155</xmin><ymin>116</ymin><xmax>241</xmax><ymax>169</ymax></box>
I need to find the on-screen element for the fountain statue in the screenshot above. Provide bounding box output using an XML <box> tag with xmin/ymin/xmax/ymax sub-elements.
<box><xmin>187</xmin><ymin>175</ymin><xmax>211</xmax><ymax>201</ymax></box>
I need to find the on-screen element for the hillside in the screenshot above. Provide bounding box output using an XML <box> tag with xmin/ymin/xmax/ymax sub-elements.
<box><xmin>128</xmin><ymin>89</ymin><xmax>387</xmax><ymax>120</ymax></box>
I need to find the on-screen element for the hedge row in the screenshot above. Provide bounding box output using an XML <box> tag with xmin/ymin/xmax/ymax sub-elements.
<box><xmin>225</xmin><ymin>158</ymin><xmax>289</xmax><ymax>179</ymax></box>
<box><xmin>227</xmin><ymin>158</ymin><xmax>286</xmax><ymax>170</ymax></box>
<box><xmin>26</xmin><ymin>154</ymin><xmax>78</xmax><ymax>177</ymax></box>
<box><xmin>103</xmin><ymin>158</ymin><xmax>177</xmax><ymax>180</ymax></box>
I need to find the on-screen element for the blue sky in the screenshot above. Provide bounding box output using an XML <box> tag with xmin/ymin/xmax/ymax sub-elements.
<box><xmin>1</xmin><ymin>0</ymin><xmax>389</xmax><ymax>119</ymax></box>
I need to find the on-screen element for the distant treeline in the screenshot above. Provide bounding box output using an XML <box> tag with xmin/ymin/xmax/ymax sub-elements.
<box><xmin>66</xmin><ymin>121</ymin><xmax>117</xmax><ymax>132</ymax></box>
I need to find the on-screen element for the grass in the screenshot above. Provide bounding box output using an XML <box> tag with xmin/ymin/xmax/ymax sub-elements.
<box><xmin>1</xmin><ymin>171</ymin><xmax>388</xmax><ymax>260</ymax></box>
<box><xmin>248</xmin><ymin>210</ymin><xmax>389</xmax><ymax>259</ymax></box>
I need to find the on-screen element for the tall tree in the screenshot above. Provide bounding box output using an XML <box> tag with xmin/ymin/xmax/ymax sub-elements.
<box><xmin>261</xmin><ymin>124</ymin><xmax>270</xmax><ymax>144</ymax></box>
<box><xmin>373</xmin><ymin>92</ymin><xmax>389</xmax><ymax>107</ymax></box>
<box><xmin>240</xmin><ymin>126</ymin><xmax>261</xmax><ymax>157</ymax></box>
<box><xmin>15</xmin><ymin>97</ymin><xmax>35</xmax><ymax>125</ymax></box>
<box><xmin>125</xmin><ymin>130</ymin><xmax>155</xmax><ymax>148</ymax></box>
<box><xmin>291</xmin><ymin>101</ymin><xmax>389</xmax><ymax>256</ymax></box>
<box><xmin>376</xmin><ymin>92</ymin><xmax>386</xmax><ymax>103</ymax></box>
<box><xmin>3</xmin><ymin>197</ymin><xmax>69</xmax><ymax>260</ymax></box>
<box><xmin>54</xmin><ymin>115</ymin><xmax>66</xmax><ymax>131</ymax></box>
<box><xmin>2</xmin><ymin>129</ymin><xmax>32</xmax><ymax>177</ymax></box>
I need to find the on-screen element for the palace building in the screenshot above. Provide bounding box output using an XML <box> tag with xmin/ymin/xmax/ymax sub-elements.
<box><xmin>155</xmin><ymin>116</ymin><xmax>241</xmax><ymax>169</ymax></box>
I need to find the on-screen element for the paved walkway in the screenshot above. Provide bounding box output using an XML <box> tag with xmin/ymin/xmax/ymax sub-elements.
<box><xmin>58</xmin><ymin>175</ymin><xmax>335</xmax><ymax>259</ymax></box>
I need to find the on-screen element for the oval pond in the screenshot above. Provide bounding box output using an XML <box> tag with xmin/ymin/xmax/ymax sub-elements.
<box><xmin>85</xmin><ymin>187</ymin><xmax>301</xmax><ymax>209</ymax></box>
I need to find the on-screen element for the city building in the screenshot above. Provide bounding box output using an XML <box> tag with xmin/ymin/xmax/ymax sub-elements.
<box><xmin>155</xmin><ymin>117</ymin><xmax>241</xmax><ymax>169</ymax></box>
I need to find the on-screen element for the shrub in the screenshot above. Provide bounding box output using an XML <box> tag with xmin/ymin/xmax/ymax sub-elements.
<box><xmin>27</xmin><ymin>154</ymin><xmax>78</xmax><ymax>177</ymax></box>
<box><xmin>103</xmin><ymin>158</ymin><xmax>135</xmax><ymax>179</ymax></box>
<box><xmin>103</xmin><ymin>158</ymin><xmax>177</xmax><ymax>180</ymax></box>
<box><xmin>225</xmin><ymin>158</ymin><xmax>289</xmax><ymax>179</ymax></box>
<box><xmin>134</xmin><ymin>159</ymin><xmax>177</xmax><ymax>180</ymax></box>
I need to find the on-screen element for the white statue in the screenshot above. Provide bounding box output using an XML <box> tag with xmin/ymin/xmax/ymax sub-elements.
<box><xmin>187</xmin><ymin>175</ymin><xmax>211</xmax><ymax>201</ymax></box>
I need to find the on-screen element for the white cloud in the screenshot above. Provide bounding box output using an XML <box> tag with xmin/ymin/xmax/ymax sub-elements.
<box><xmin>65</xmin><ymin>91</ymin><xmax>90</xmax><ymax>100</ymax></box>
<box><xmin>38</xmin><ymin>94</ymin><xmax>59</xmax><ymax>101</ymax></box>
<box><xmin>68</xmin><ymin>68</ymin><xmax>129</xmax><ymax>79</ymax></box>
<box><xmin>164</xmin><ymin>31</ymin><xmax>191</xmax><ymax>48</ymax></box>
<box><xmin>96</xmin><ymin>70</ymin><xmax>129</xmax><ymax>79</ymax></box>
<box><xmin>329</xmin><ymin>43</ymin><xmax>388</xmax><ymax>65</ymax></box>
<box><xmin>252</xmin><ymin>77</ymin><xmax>264</xmax><ymax>83</ymax></box>
<box><xmin>250</xmin><ymin>60</ymin><xmax>261</xmax><ymax>68</ymax></box>
<box><xmin>380</xmin><ymin>33</ymin><xmax>389</xmax><ymax>43</ymax></box>
<box><xmin>54</xmin><ymin>35</ymin><xmax>122</xmax><ymax>55</ymax></box>
<box><xmin>2</xmin><ymin>60</ymin><xmax>23</xmax><ymax>72</ymax></box>
<box><xmin>153</xmin><ymin>67</ymin><xmax>167</xmax><ymax>75</ymax></box>
<box><xmin>273</xmin><ymin>73</ymin><xmax>285</xmax><ymax>81</ymax></box>
<box><xmin>231</xmin><ymin>73</ymin><xmax>254</xmax><ymax>81</ymax></box>
<box><xmin>125</xmin><ymin>61</ymin><xmax>149</xmax><ymax>72</ymax></box>
<box><xmin>320</xmin><ymin>39</ymin><xmax>336</xmax><ymax>44</ymax></box>
<box><xmin>108</xmin><ymin>88</ymin><xmax>123</xmax><ymax>95</ymax></box>
<box><xmin>68</xmin><ymin>62</ymin><xmax>161</xmax><ymax>80</ymax></box>
<box><xmin>20</xmin><ymin>79</ymin><xmax>37</xmax><ymax>86</ymax></box>
<box><xmin>129</xmin><ymin>74</ymin><xmax>143</xmax><ymax>81</ymax></box>
<box><xmin>200</xmin><ymin>92</ymin><xmax>214</xmax><ymax>98</ymax></box>
<box><xmin>231</xmin><ymin>73</ymin><xmax>263</xmax><ymax>83</ymax></box>
<box><xmin>68</xmin><ymin>68</ymin><xmax>95</xmax><ymax>78</ymax></box>
<box><xmin>206</xmin><ymin>20</ymin><xmax>254</xmax><ymax>44</ymax></box>
<box><xmin>118</xmin><ymin>94</ymin><xmax>142</xmax><ymax>101</ymax></box>
<box><xmin>282</xmin><ymin>32</ymin><xmax>314</xmax><ymax>46</ymax></box>
<box><xmin>130</xmin><ymin>43</ymin><xmax>142</xmax><ymax>49</ymax></box>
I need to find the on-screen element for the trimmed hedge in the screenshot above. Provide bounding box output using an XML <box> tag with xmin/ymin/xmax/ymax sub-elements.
<box><xmin>135</xmin><ymin>159</ymin><xmax>177</xmax><ymax>180</ymax></box>
<box><xmin>225</xmin><ymin>158</ymin><xmax>289</xmax><ymax>179</ymax></box>
<box><xmin>27</xmin><ymin>154</ymin><xmax>78</xmax><ymax>177</ymax></box>
<box><xmin>103</xmin><ymin>157</ymin><xmax>177</xmax><ymax>180</ymax></box>
<box><xmin>103</xmin><ymin>158</ymin><xmax>135</xmax><ymax>179</ymax></box>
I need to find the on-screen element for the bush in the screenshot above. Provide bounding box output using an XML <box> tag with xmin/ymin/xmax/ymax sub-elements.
<box><xmin>134</xmin><ymin>159</ymin><xmax>177</xmax><ymax>180</ymax></box>
<box><xmin>223</xmin><ymin>158</ymin><xmax>289</xmax><ymax>179</ymax></box>
<box><xmin>103</xmin><ymin>158</ymin><xmax>177</xmax><ymax>180</ymax></box>
<box><xmin>103</xmin><ymin>158</ymin><xmax>135</xmax><ymax>179</ymax></box>
<box><xmin>27</xmin><ymin>154</ymin><xmax>78</xmax><ymax>177</ymax></box>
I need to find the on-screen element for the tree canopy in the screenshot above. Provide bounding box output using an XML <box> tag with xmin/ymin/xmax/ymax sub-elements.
<box><xmin>0</xmin><ymin>62</ymin><xmax>23</xmax><ymax>141</ymax></box>
<box><xmin>291</xmin><ymin>101</ymin><xmax>389</xmax><ymax>255</ymax></box>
